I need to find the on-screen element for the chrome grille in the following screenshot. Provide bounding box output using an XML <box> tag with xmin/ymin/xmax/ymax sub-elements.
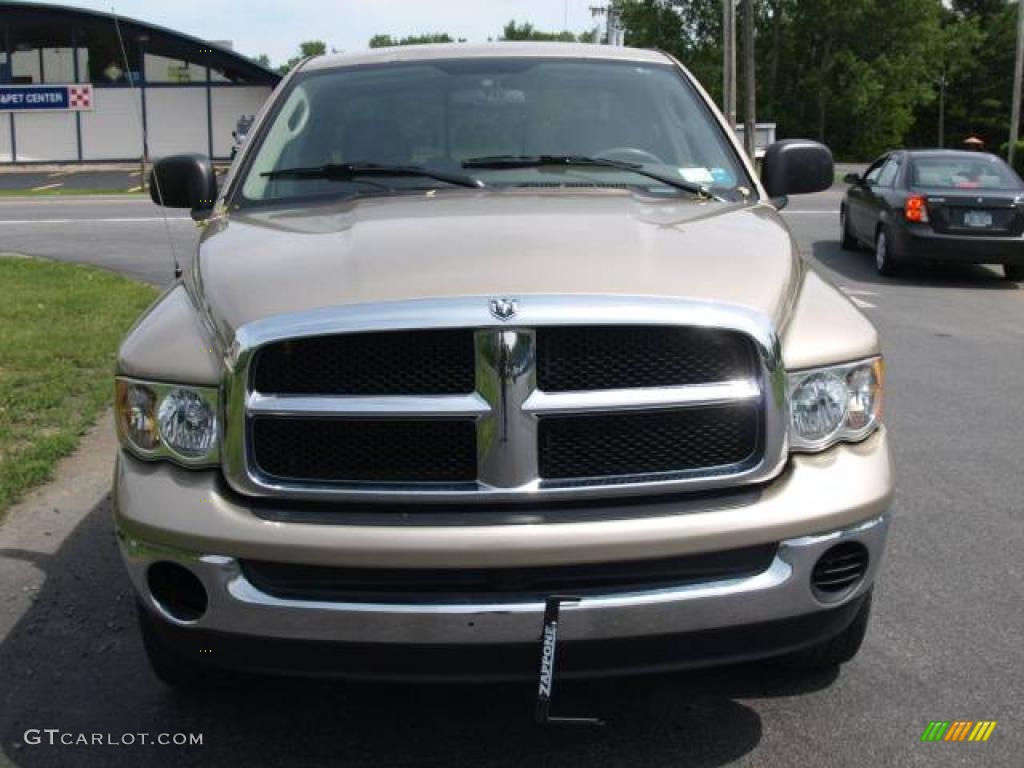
<box><xmin>223</xmin><ymin>296</ymin><xmax>788</xmax><ymax>503</ymax></box>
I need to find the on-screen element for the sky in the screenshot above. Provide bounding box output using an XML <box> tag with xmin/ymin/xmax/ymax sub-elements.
<box><xmin>34</xmin><ymin>0</ymin><xmax>608</xmax><ymax>66</ymax></box>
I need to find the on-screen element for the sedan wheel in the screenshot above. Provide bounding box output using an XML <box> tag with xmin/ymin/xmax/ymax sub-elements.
<box><xmin>840</xmin><ymin>207</ymin><xmax>857</xmax><ymax>250</ymax></box>
<box><xmin>875</xmin><ymin>229</ymin><xmax>898</xmax><ymax>276</ymax></box>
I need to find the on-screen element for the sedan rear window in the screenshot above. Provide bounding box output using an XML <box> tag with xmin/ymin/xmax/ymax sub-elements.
<box><xmin>910</xmin><ymin>155</ymin><xmax>1021</xmax><ymax>190</ymax></box>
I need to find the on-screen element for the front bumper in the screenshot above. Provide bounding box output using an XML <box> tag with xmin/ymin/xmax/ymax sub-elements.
<box><xmin>121</xmin><ymin>513</ymin><xmax>888</xmax><ymax>649</ymax></box>
<box><xmin>114</xmin><ymin>429</ymin><xmax>892</xmax><ymax>675</ymax></box>
<box><xmin>140</xmin><ymin>591</ymin><xmax>873</xmax><ymax>681</ymax></box>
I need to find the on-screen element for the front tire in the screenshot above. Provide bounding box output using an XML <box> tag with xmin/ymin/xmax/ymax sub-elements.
<box><xmin>840</xmin><ymin>206</ymin><xmax>857</xmax><ymax>250</ymax></box>
<box><xmin>874</xmin><ymin>228</ymin><xmax>899</xmax><ymax>276</ymax></box>
<box><xmin>783</xmin><ymin>590</ymin><xmax>873</xmax><ymax>671</ymax></box>
<box><xmin>1004</xmin><ymin>263</ymin><xmax>1023</xmax><ymax>282</ymax></box>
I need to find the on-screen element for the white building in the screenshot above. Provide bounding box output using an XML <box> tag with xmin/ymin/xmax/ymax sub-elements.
<box><xmin>0</xmin><ymin>2</ymin><xmax>280</xmax><ymax>163</ymax></box>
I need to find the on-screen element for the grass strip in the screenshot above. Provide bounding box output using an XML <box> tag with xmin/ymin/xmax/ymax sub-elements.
<box><xmin>0</xmin><ymin>254</ymin><xmax>158</xmax><ymax>514</ymax></box>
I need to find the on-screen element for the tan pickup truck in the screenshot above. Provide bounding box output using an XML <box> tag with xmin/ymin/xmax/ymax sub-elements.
<box><xmin>114</xmin><ymin>43</ymin><xmax>892</xmax><ymax>688</ymax></box>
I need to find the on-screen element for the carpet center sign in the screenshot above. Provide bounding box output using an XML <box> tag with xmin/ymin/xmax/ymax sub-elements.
<box><xmin>0</xmin><ymin>84</ymin><xmax>94</xmax><ymax>113</ymax></box>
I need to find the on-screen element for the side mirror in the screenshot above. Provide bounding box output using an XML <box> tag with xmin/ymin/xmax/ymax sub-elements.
<box><xmin>843</xmin><ymin>172</ymin><xmax>861</xmax><ymax>185</ymax></box>
<box><xmin>149</xmin><ymin>154</ymin><xmax>217</xmax><ymax>220</ymax></box>
<box><xmin>761</xmin><ymin>139</ymin><xmax>834</xmax><ymax>198</ymax></box>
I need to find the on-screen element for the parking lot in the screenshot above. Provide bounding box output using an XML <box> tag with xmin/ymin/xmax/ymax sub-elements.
<box><xmin>0</xmin><ymin>187</ymin><xmax>1022</xmax><ymax>767</ymax></box>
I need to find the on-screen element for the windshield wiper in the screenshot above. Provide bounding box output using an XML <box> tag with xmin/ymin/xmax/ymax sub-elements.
<box><xmin>262</xmin><ymin>162</ymin><xmax>484</xmax><ymax>189</ymax></box>
<box><xmin>463</xmin><ymin>155</ymin><xmax>714</xmax><ymax>198</ymax></box>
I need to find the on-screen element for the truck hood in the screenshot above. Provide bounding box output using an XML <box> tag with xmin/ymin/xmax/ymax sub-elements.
<box><xmin>196</xmin><ymin>191</ymin><xmax>801</xmax><ymax>340</ymax></box>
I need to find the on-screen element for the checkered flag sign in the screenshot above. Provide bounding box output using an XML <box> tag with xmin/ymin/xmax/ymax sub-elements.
<box><xmin>68</xmin><ymin>85</ymin><xmax>93</xmax><ymax>111</ymax></box>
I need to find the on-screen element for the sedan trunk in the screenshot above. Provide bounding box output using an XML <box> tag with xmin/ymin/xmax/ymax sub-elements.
<box><xmin>918</xmin><ymin>189</ymin><xmax>1024</xmax><ymax>237</ymax></box>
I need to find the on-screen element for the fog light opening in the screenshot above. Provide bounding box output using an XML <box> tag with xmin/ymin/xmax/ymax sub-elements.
<box><xmin>811</xmin><ymin>542</ymin><xmax>869</xmax><ymax>602</ymax></box>
<box><xmin>147</xmin><ymin>562</ymin><xmax>208</xmax><ymax>623</ymax></box>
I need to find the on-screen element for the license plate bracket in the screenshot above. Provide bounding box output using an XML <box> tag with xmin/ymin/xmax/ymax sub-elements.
<box><xmin>533</xmin><ymin>595</ymin><xmax>604</xmax><ymax>727</ymax></box>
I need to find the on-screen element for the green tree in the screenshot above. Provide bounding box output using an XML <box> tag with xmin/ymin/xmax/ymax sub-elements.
<box><xmin>616</xmin><ymin>0</ymin><xmax>948</xmax><ymax>159</ymax></box>
<box><xmin>906</xmin><ymin>6</ymin><xmax>985</xmax><ymax>148</ymax></box>
<box><xmin>368</xmin><ymin>33</ymin><xmax>461</xmax><ymax>48</ymax></box>
<box><xmin>937</xmin><ymin>0</ymin><xmax>1018</xmax><ymax>150</ymax></box>
<box><xmin>251</xmin><ymin>53</ymin><xmax>272</xmax><ymax>69</ymax></box>
<box><xmin>499</xmin><ymin>21</ymin><xmax>594</xmax><ymax>42</ymax></box>
<box><xmin>278</xmin><ymin>40</ymin><xmax>328</xmax><ymax>75</ymax></box>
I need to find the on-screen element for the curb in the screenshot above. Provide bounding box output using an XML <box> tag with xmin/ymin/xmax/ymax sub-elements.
<box><xmin>0</xmin><ymin>412</ymin><xmax>115</xmax><ymax>640</ymax></box>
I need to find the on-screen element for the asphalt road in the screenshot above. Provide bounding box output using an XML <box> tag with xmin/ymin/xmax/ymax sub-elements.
<box><xmin>1</xmin><ymin>189</ymin><xmax>1022</xmax><ymax>767</ymax></box>
<box><xmin>0</xmin><ymin>196</ymin><xmax>194</xmax><ymax>285</ymax></box>
<box><xmin>0</xmin><ymin>170</ymin><xmax>145</xmax><ymax>193</ymax></box>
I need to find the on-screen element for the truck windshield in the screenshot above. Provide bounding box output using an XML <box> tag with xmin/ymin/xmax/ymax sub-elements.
<box><xmin>237</xmin><ymin>57</ymin><xmax>749</xmax><ymax>207</ymax></box>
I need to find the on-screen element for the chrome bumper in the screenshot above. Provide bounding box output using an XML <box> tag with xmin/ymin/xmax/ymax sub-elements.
<box><xmin>119</xmin><ymin>513</ymin><xmax>889</xmax><ymax>646</ymax></box>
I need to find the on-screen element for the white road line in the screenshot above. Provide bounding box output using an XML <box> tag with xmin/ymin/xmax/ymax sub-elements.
<box><xmin>127</xmin><ymin>186</ymin><xmax>143</xmax><ymax>193</ymax></box>
<box><xmin>846</xmin><ymin>296</ymin><xmax>876</xmax><ymax>309</ymax></box>
<box><xmin>0</xmin><ymin>217</ymin><xmax>190</xmax><ymax>225</ymax></box>
<box><xmin>838</xmin><ymin>286</ymin><xmax>878</xmax><ymax>309</ymax></box>
<box><xmin>839</xmin><ymin>287</ymin><xmax>879</xmax><ymax>296</ymax></box>
<box><xmin>30</xmin><ymin>183</ymin><xmax>64</xmax><ymax>192</ymax></box>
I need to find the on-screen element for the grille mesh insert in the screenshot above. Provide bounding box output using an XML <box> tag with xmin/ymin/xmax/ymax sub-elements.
<box><xmin>537</xmin><ymin>326</ymin><xmax>756</xmax><ymax>392</ymax></box>
<box><xmin>539</xmin><ymin>405</ymin><xmax>759</xmax><ymax>480</ymax></box>
<box><xmin>252</xmin><ymin>330</ymin><xmax>475</xmax><ymax>395</ymax></box>
<box><xmin>252</xmin><ymin>417</ymin><xmax>477</xmax><ymax>483</ymax></box>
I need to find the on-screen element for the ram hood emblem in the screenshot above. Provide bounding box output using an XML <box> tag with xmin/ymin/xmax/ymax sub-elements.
<box><xmin>489</xmin><ymin>297</ymin><xmax>519</xmax><ymax>321</ymax></box>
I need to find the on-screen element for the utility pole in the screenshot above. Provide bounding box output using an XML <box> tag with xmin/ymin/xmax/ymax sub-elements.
<box><xmin>937</xmin><ymin>72</ymin><xmax>947</xmax><ymax>148</ymax></box>
<box><xmin>1010</xmin><ymin>0</ymin><xmax>1024</xmax><ymax>167</ymax></box>
<box><xmin>741</xmin><ymin>0</ymin><xmax>756</xmax><ymax>160</ymax></box>
<box><xmin>722</xmin><ymin>0</ymin><xmax>736</xmax><ymax>128</ymax></box>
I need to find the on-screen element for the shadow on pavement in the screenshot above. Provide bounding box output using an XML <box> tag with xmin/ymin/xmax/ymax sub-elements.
<box><xmin>811</xmin><ymin>240</ymin><xmax>1020</xmax><ymax>291</ymax></box>
<box><xmin>0</xmin><ymin>498</ymin><xmax>839</xmax><ymax>768</ymax></box>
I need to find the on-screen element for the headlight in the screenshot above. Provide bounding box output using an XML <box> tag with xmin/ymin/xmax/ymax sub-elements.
<box><xmin>788</xmin><ymin>357</ymin><xmax>883</xmax><ymax>451</ymax></box>
<box><xmin>116</xmin><ymin>381</ymin><xmax>159</xmax><ymax>450</ymax></box>
<box><xmin>158</xmin><ymin>388</ymin><xmax>218</xmax><ymax>456</ymax></box>
<box><xmin>115</xmin><ymin>378</ymin><xmax>220</xmax><ymax>466</ymax></box>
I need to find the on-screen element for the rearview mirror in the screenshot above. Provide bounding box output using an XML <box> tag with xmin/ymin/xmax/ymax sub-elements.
<box><xmin>761</xmin><ymin>139</ymin><xmax>834</xmax><ymax>197</ymax></box>
<box><xmin>149</xmin><ymin>154</ymin><xmax>218</xmax><ymax>220</ymax></box>
<box><xmin>843</xmin><ymin>172</ymin><xmax>861</xmax><ymax>185</ymax></box>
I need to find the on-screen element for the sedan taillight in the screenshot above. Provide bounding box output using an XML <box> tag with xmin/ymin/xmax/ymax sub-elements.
<box><xmin>905</xmin><ymin>194</ymin><xmax>929</xmax><ymax>223</ymax></box>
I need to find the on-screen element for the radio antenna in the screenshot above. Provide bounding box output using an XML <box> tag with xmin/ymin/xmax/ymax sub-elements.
<box><xmin>111</xmin><ymin>6</ymin><xmax>182</xmax><ymax>280</ymax></box>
